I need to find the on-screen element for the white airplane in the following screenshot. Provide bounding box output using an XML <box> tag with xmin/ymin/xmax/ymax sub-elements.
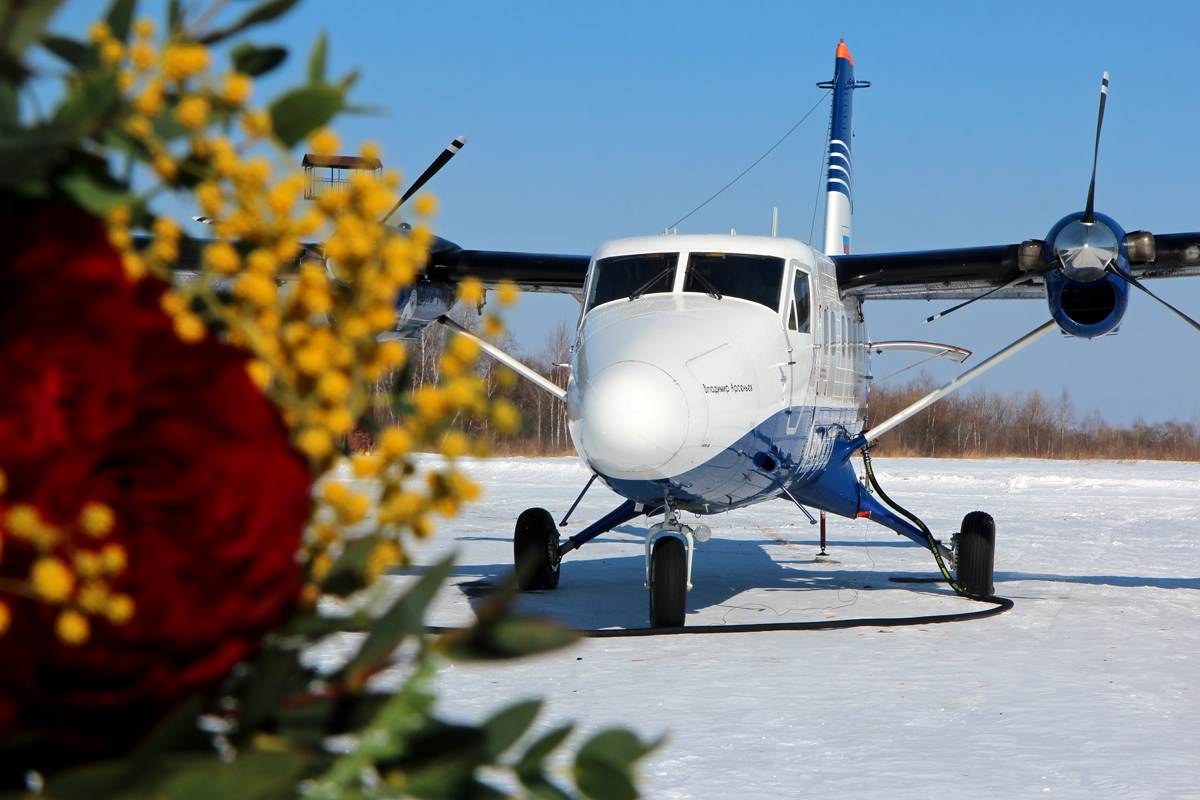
<box><xmin>390</xmin><ymin>41</ymin><xmax>1200</xmax><ymax>628</ymax></box>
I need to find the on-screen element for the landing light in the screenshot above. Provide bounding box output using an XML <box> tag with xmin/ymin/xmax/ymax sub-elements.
<box><xmin>693</xmin><ymin>524</ymin><xmax>712</xmax><ymax>543</ymax></box>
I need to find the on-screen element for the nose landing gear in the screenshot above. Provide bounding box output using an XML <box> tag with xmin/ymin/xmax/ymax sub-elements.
<box><xmin>645</xmin><ymin>508</ymin><xmax>710</xmax><ymax>628</ymax></box>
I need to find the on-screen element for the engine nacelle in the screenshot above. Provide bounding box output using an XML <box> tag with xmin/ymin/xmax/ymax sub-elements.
<box><xmin>379</xmin><ymin>279</ymin><xmax>454</xmax><ymax>340</ymax></box>
<box><xmin>1042</xmin><ymin>211</ymin><xmax>1131</xmax><ymax>339</ymax></box>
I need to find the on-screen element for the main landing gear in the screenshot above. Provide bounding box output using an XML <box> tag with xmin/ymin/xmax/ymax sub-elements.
<box><xmin>953</xmin><ymin>511</ymin><xmax>996</xmax><ymax>596</ymax></box>
<box><xmin>514</xmin><ymin>508</ymin><xmax>560</xmax><ymax>591</ymax></box>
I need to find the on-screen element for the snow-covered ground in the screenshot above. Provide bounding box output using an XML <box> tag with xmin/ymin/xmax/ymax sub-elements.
<box><xmin>374</xmin><ymin>456</ymin><xmax>1200</xmax><ymax>798</ymax></box>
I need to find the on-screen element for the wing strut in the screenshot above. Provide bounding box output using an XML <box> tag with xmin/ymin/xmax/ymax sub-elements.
<box><xmin>864</xmin><ymin>320</ymin><xmax>1057</xmax><ymax>442</ymax></box>
<box><xmin>435</xmin><ymin>315</ymin><xmax>566</xmax><ymax>402</ymax></box>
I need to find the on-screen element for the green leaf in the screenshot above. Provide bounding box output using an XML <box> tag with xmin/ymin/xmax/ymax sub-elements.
<box><xmin>439</xmin><ymin>616</ymin><xmax>579</xmax><ymax>662</ymax></box>
<box><xmin>153</xmin><ymin>750</ymin><xmax>311</xmax><ymax>800</ymax></box>
<box><xmin>0</xmin><ymin>78</ymin><xmax>17</xmax><ymax>128</ymax></box>
<box><xmin>307</xmin><ymin>30</ymin><xmax>326</xmax><ymax>84</ymax></box>
<box><xmin>342</xmin><ymin>555</ymin><xmax>455</xmax><ymax>690</ymax></box>
<box><xmin>576</xmin><ymin>729</ymin><xmax>659</xmax><ymax>768</ymax></box>
<box><xmin>574</xmin><ymin>756</ymin><xmax>637</xmax><ymax>800</ymax></box>
<box><xmin>481</xmin><ymin>699</ymin><xmax>541</xmax><ymax>760</ymax></box>
<box><xmin>335</xmin><ymin>67</ymin><xmax>359</xmax><ymax>92</ymax></box>
<box><xmin>41</xmin><ymin>34</ymin><xmax>97</xmax><ymax>69</ymax></box>
<box><xmin>381</xmin><ymin>721</ymin><xmax>492</xmax><ymax>800</ymax></box>
<box><xmin>515</xmin><ymin>723</ymin><xmax>574</xmax><ymax>777</ymax></box>
<box><xmin>0</xmin><ymin>0</ymin><xmax>66</xmax><ymax>58</ymax></box>
<box><xmin>328</xmin><ymin>691</ymin><xmax>391</xmax><ymax>733</ymax></box>
<box><xmin>198</xmin><ymin>0</ymin><xmax>302</xmax><ymax>45</ymax></box>
<box><xmin>38</xmin><ymin>696</ymin><xmax>206</xmax><ymax>800</ymax></box>
<box><xmin>104</xmin><ymin>0</ymin><xmax>136</xmax><ymax>42</ymax></box>
<box><xmin>341</xmin><ymin>102</ymin><xmax>385</xmax><ymax>116</ymax></box>
<box><xmin>0</xmin><ymin>125</ymin><xmax>69</xmax><ymax>190</ymax></box>
<box><xmin>237</xmin><ymin>646</ymin><xmax>305</xmax><ymax>735</ymax></box>
<box><xmin>167</xmin><ymin>0</ymin><xmax>183</xmax><ymax>35</ymax></box>
<box><xmin>32</xmin><ymin>761</ymin><xmax>127</xmax><ymax>800</ymax></box>
<box><xmin>59</xmin><ymin>168</ymin><xmax>134</xmax><ymax>214</ymax></box>
<box><xmin>231</xmin><ymin>42</ymin><xmax>287</xmax><ymax>77</ymax></box>
<box><xmin>573</xmin><ymin>729</ymin><xmax>662</xmax><ymax>800</ymax></box>
<box><xmin>276</xmin><ymin>694</ymin><xmax>336</xmax><ymax>747</ymax></box>
<box><xmin>521</xmin><ymin>778</ymin><xmax>574</xmax><ymax>800</ymax></box>
<box><xmin>268</xmin><ymin>82</ymin><xmax>343</xmax><ymax>148</ymax></box>
<box><xmin>53</xmin><ymin>70</ymin><xmax>119</xmax><ymax>134</ymax></box>
<box><xmin>320</xmin><ymin>533</ymin><xmax>377</xmax><ymax>596</ymax></box>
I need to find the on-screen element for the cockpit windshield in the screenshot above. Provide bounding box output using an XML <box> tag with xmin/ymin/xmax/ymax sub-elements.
<box><xmin>684</xmin><ymin>253</ymin><xmax>785</xmax><ymax>311</ymax></box>
<box><xmin>586</xmin><ymin>253</ymin><xmax>678</xmax><ymax>311</ymax></box>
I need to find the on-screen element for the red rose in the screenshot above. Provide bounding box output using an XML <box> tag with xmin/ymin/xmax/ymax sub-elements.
<box><xmin>0</xmin><ymin>200</ymin><xmax>312</xmax><ymax>774</ymax></box>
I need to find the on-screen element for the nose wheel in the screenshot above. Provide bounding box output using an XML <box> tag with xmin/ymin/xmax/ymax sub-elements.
<box><xmin>515</xmin><ymin>507</ymin><xmax>561</xmax><ymax>590</ymax></box>
<box><xmin>645</xmin><ymin>511</ymin><xmax>706</xmax><ymax>628</ymax></box>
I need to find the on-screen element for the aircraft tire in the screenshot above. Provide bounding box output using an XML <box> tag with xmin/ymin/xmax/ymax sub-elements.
<box><xmin>649</xmin><ymin>536</ymin><xmax>687</xmax><ymax>628</ymax></box>
<box><xmin>514</xmin><ymin>508</ymin><xmax>561</xmax><ymax>591</ymax></box>
<box><xmin>956</xmin><ymin>511</ymin><xmax>995</xmax><ymax>596</ymax></box>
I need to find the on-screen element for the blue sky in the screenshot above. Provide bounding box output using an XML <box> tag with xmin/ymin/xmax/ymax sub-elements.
<box><xmin>44</xmin><ymin>1</ymin><xmax>1200</xmax><ymax>426</ymax></box>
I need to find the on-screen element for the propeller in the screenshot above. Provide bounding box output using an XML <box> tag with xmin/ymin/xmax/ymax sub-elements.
<box><xmin>924</xmin><ymin>72</ymin><xmax>1111</xmax><ymax>324</ymax></box>
<box><xmin>921</xmin><ymin>267</ymin><xmax>1047</xmax><ymax>324</ymax></box>
<box><xmin>1106</xmin><ymin>264</ymin><xmax>1200</xmax><ymax>333</ymax></box>
<box><xmin>1083</xmin><ymin>73</ymin><xmax>1108</xmax><ymax>224</ymax></box>
<box><xmin>381</xmin><ymin>135</ymin><xmax>467</xmax><ymax>224</ymax></box>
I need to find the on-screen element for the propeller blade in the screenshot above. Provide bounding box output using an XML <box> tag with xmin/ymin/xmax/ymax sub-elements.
<box><xmin>1082</xmin><ymin>72</ymin><xmax>1108</xmax><ymax>224</ymax></box>
<box><xmin>922</xmin><ymin>267</ymin><xmax>1048</xmax><ymax>324</ymax></box>
<box><xmin>381</xmin><ymin>135</ymin><xmax>467</xmax><ymax>224</ymax></box>
<box><xmin>1106</xmin><ymin>265</ymin><xmax>1200</xmax><ymax>334</ymax></box>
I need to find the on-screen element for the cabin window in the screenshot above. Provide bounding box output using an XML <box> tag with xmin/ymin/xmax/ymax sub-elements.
<box><xmin>587</xmin><ymin>253</ymin><xmax>679</xmax><ymax>311</ymax></box>
<box><xmin>787</xmin><ymin>271</ymin><xmax>811</xmax><ymax>333</ymax></box>
<box><xmin>683</xmin><ymin>253</ymin><xmax>784</xmax><ymax>310</ymax></box>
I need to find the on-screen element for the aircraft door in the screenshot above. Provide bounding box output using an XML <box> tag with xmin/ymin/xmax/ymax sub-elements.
<box><xmin>785</xmin><ymin>263</ymin><xmax>813</xmax><ymax>435</ymax></box>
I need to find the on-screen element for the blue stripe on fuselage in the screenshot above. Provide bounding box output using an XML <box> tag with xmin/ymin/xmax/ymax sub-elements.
<box><xmin>595</xmin><ymin>403</ymin><xmax>934</xmax><ymax>550</ymax></box>
<box><xmin>599</xmin><ymin>404</ymin><xmax>863</xmax><ymax>517</ymax></box>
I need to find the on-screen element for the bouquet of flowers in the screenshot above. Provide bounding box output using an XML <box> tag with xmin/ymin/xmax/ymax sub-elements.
<box><xmin>0</xmin><ymin>1</ymin><xmax>655</xmax><ymax>797</ymax></box>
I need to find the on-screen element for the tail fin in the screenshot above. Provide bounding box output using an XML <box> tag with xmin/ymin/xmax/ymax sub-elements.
<box><xmin>817</xmin><ymin>40</ymin><xmax>870</xmax><ymax>256</ymax></box>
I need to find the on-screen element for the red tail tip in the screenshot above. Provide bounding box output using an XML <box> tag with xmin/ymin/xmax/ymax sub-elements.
<box><xmin>836</xmin><ymin>41</ymin><xmax>854</xmax><ymax>66</ymax></box>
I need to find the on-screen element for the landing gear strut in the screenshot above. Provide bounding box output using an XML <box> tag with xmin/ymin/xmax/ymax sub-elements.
<box><xmin>514</xmin><ymin>508</ymin><xmax>560</xmax><ymax>590</ymax></box>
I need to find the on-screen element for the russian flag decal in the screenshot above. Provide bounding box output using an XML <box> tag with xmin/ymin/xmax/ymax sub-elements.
<box><xmin>842</xmin><ymin>234</ymin><xmax>851</xmax><ymax>254</ymax></box>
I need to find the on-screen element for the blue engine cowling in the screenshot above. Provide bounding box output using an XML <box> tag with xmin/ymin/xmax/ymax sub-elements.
<box><xmin>1042</xmin><ymin>211</ymin><xmax>1130</xmax><ymax>339</ymax></box>
<box><xmin>380</xmin><ymin>279</ymin><xmax>454</xmax><ymax>340</ymax></box>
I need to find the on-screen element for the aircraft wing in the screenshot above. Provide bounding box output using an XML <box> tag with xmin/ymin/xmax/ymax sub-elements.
<box><xmin>426</xmin><ymin>238</ymin><xmax>589</xmax><ymax>293</ymax></box>
<box><xmin>139</xmin><ymin>234</ymin><xmax>324</xmax><ymax>279</ymax></box>
<box><xmin>835</xmin><ymin>232</ymin><xmax>1200</xmax><ymax>301</ymax></box>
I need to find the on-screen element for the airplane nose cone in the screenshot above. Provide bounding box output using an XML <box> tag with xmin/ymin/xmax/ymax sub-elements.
<box><xmin>577</xmin><ymin>361</ymin><xmax>689</xmax><ymax>474</ymax></box>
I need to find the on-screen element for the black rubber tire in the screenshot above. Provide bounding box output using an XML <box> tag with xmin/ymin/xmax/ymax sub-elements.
<box><xmin>649</xmin><ymin>536</ymin><xmax>687</xmax><ymax>628</ymax></box>
<box><xmin>956</xmin><ymin>511</ymin><xmax>995</xmax><ymax>596</ymax></box>
<box><xmin>514</xmin><ymin>508</ymin><xmax>561</xmax><ymax>591</ymax></box>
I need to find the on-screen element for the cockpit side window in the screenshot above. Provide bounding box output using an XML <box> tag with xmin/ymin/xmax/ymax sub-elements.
<box><xmin>788</xmin><ymin>271</ymin><xmax>811</xmax><ymax>333</ymax></box>
<box><xmin>683</xmin><ymin>253</ymin><xmax>785</xmax><ymax>310</ymax></box>
<box><xmin>586</xmin><ymin>253</ymin><xmax>679</xmax><ymax>311</ymax></box>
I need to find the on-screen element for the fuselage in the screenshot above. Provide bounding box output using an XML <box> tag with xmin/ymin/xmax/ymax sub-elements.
<box><xmin>567</xmin><ymin>234</ymin><xmax>870</xmax><ymax>517</ymax></box>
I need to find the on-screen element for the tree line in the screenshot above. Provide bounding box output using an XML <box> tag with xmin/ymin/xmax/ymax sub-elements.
<box><xmin>368</xmin><ymin>315</ymin><xmax>1200</xmax><ymax>462</ymax></box>
<box><xmin>867</xmin><ymin>373</ymin><xmax>1200</xmax><ymax>461</ymax></box>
